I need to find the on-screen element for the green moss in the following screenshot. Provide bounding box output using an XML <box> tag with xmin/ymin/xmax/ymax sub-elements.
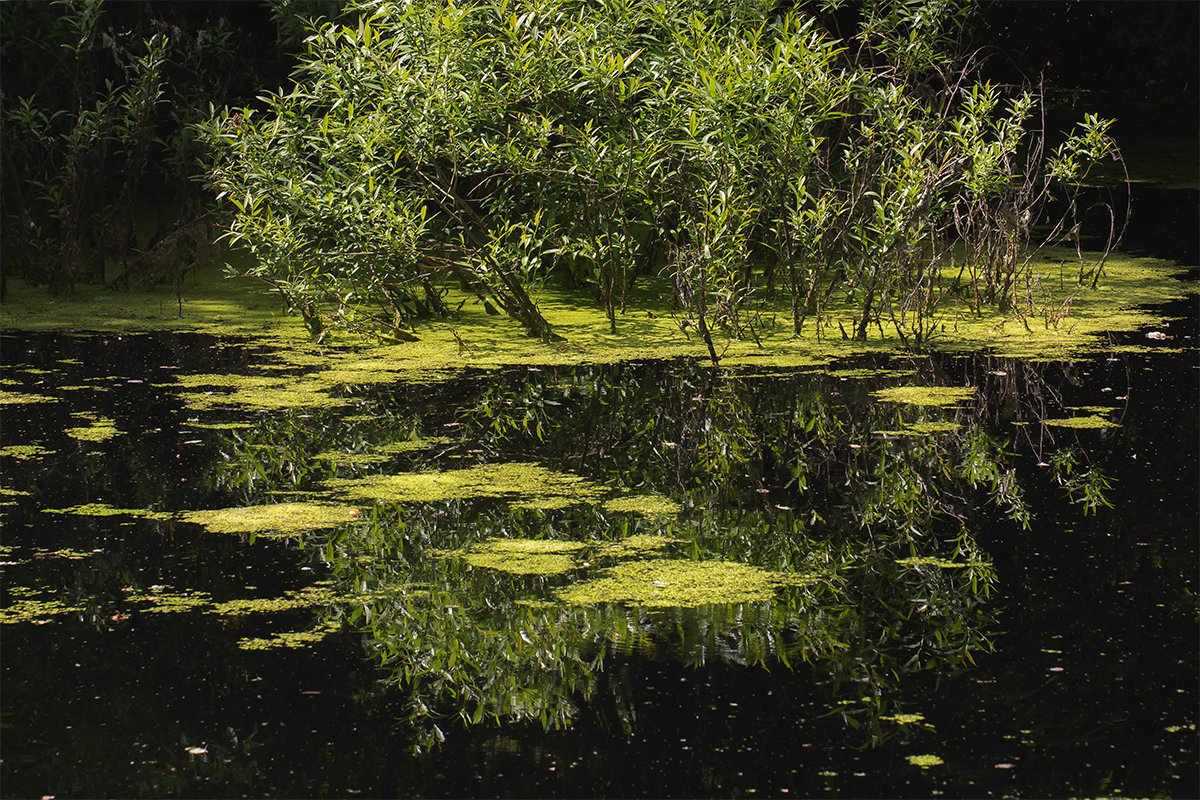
<box><xmin>325</xmin><ymin>462</ymin><xmax>602</xmax><ymax>506</ymax></box>
<box><xmin>183</xmin><ymin>502</ymin><xmax>360</xmax><ymax>535</ymax></box>
<box><xmin>557</xmin><ymin>558</ymin><xmax>811</xmax><ymax>607</ymax></box>
<box><xmin>47</xmin><ymin>503</ymin><xmax>171</xmax><ymax>520</ymax></box>
<box><xmin>451</xmin><ymin>538</ymin><xmax>589</xmax><ymax>575</ymax></box>
<box><xmin>1044</xmin><ymin>415</ymin><xmax>1118</xmax><ymax>429</ymax></box>
<box><xmin>603</xmin><ymin>494</ymin><xmax>680</xmax><ymax>516</ymax></box>
<box><xmin>0</xmin><ymin>444</ymin><xmax>54</xmax><ymax>460</ymax></box>
<box><xmin>872</xmin><ymin>386</ymin><xmax>975</xmax><ymax>407</ymax></box>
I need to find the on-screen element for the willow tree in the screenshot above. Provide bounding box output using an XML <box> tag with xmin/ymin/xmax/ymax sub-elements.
<box><xmin>202</xmin><ymin>0</ymin><xmax>1120</xmax><ymax>350</ymax></box>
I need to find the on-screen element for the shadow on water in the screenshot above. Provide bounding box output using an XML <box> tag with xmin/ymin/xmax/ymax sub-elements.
<box><xmin>2</xmin><ymin>276</ymin><xmax>1196</xmax><ymax>797</ymax></box>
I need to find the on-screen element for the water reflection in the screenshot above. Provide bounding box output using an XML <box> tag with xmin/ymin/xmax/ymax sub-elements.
<box><xmin>11</xmin><ymin>330</ymin><xmax>1191</xmax><ymax>797</ymax></box>
<box><xmin>194</xmin><ymin>355</ymin><xmax>1107</xmax><ymax>750</ymax></box>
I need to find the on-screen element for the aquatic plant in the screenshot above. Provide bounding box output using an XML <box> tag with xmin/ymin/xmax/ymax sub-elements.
<box><xmin>46</xmin><ymin>503</ymin><xmax>171</xmax><ymax>520</ymax></box>
<box><xmin>871</xmin><ymin>385</ymin><xmax>976</xmax><ymax>407</ymax></box>
<box><xmin>64</xmin><ymin>412</ymin><xmax>121</xmax><ymax>442</ymax></box>
<box><xmin>906</xmin><ymin>754</ymin><xmax>944</xmax><ymax>768</ymax></box>
<box><xmin>447</xmin><ymin>538</ymin><xmax>589</xmax><ymax>576</ymax></box>
<box><xmin>201</xmin><ymin>0</ymin><xmax>1128</xmax><ymax>355</ymax></box>
<box><xmin>325</xmin><ymin>462</ymin><xmax>603</xmax><ymax>506</ymax></box>
<box><xmin>556</xmin><ymin>559</ymin><xmax>811</xmax><ymax>608</ymax></box>
<box><xmin>183</xmin><ymin>502</ymin><xmax>360</xmax><ymax>536</ymax></box>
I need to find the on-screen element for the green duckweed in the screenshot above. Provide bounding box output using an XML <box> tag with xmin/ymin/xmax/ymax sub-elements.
<box><xmin>325</xmin><ymin>462</ymin><xmax>602</xmax><ymax>506</ymax></box>
<box><xmin>896</xmin><ymin>556</ymin><xmax>973</xmax><ymax>568</ymax></box>
<box><xmin>451</xmin><ymin>538</ymin><xmax>589</xmax><ymax>576</ymax></box>
<box><xmin>238</xmin><ymin>621</ymin><xmax>341</xmax><ymax>650</ymax></box>
<box><xmin>871</xmin><ymin>385</ymin><xmax>975</xmax><ymax>407</ymax></box>
<box><xmin>65</xmin><ymin>412</ymin><xmax>121</xmax><ymax>442</ymax></box>
<box><xmin>1043</xmin><ymin>415</ymin><xmax>1118</xmax><ymax>429</ymax></box>
<box><xmin>183</xmin><ymin>502</ymin><xmax>360</xmax><ymax>535</ymax></box>
<box><xmin>602</xmin><ymin>494</ymin><xmax>681</xmax><ymax>516</ymax></box>
<box><xmin>47</xmin><ymin>503</ymin><xmax>172</xmax><ymax>520</ymax></box>
<box><xmin>0</xmin><ymin>444</ymin><xmax>53</xmax><ymax>460</ymax></box>
<box><xmin>0</xmin><ymin>390</ymin><xmax>58</xmax><ymax>406</ymax></box>
<box><xmin>882</xmin><ymin>713</ymin><xmax>928</xmax><ymax>725</ymax></box>
<box><xmin>558</xmin><ymin>558</ymin><xmax>815</xmax><ymax>608</ymax></box>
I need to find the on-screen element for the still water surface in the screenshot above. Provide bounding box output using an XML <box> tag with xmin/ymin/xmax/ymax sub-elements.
<box><xmin>2</xmin><ymin>289</ymin><xmax>1195</xmax><ymax>797</ymax></box>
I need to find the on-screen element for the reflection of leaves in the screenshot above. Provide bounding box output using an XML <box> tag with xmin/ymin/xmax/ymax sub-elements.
<box><xmin>198</xmin><ymin>355</ymin><xmax>1106</xmax><ymax>750</ymax></box>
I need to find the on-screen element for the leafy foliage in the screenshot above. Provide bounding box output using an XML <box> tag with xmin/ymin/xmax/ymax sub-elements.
<box><xmin>201</xmin><ymin>0</ymin><xmax>1124</xmax><ymax>354</ymax></box>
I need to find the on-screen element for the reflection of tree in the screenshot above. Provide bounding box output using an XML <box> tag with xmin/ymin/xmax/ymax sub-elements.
<box><xmin>204</xmin><ymin>355</ymin><xmax>1115</xmax><ymax>749</ymax></box>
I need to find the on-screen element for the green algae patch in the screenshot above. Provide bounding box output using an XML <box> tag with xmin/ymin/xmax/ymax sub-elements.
<box><xmin>0</xmin><ymin>390</ymin><xmax>59</xmax><ymax>406</ymax></box>
<box><xmin>598</xmin><ymin>534</ymin><xmax>682</xmax><ymax>555</ymax></box>
<box><xmin>47</xmin><ymin>503</ymin><xmax>171</xmax><ymax>520</ymax></box>
<box><xmin>897</xmin><ymin>556</ymin><xmax>974</xmax><ymax>568</ymax></box>
<box><xmin>558</xmin><ymin>559</ymin><xmax>804</xmax><ymax>608</ymax></box>
<box><xmin>376</xmin><ymin>437</ymin><xmax>453</xmax><ymax>454</ymax></box>
<box><xmin>127</xmin><ymin>587</ymin><xmax>214</xmax><ymax>614</ymax></box>
<box><xmin>312</xmin><ymin>450</ymin><xmax>392</xmax><ymax>466</ymax></box>
<box><xmin>1044</xmin><ymin>415</ymin><xmax>1118</xmax><ymax>429</ymax></box>
<box><xmin>183</xmin><ymin>502</ymin><xmax>360</xmax><ymax>535</ymax></box>
<box><xmin>0</xmin><ymin>443</ymin><xmax>54</xmax><ymax>460</ymax></box>
<box><xmin>175</xmin><ymin>373</ymin><xmax>344</xmax><ymax>411</ymax></box>
<box><xmin>603</xmin><ymin>494</ymin><xmax>680</xmax><ymax>516</ymax></box>
<box><xmin>1</xmin><ymin>594</ymin><xmax>84</xmax><ymax>624</ymax></box>
<box><xmin>1067</xmin><ymin>405</ymin><xmax>1118</xmax><ymax>415</ymax></box>
<box><xmin>238</xmin><ymin>621</ymin><xmax>341</xmax><ymax>650</ymax></box>
<box><xmin>0</xmin><ymin>264</ymin><xmax>316</xmax><ymax>343</ymax></box>
<box><xmin>511</xmin><ymin>495</ymin><xmax>578</xmax><ymax>511</ymax></box>
<box><xmin>906</xmin><ymin>754</ymin><xmax>944</xmax><ymax>768</ymax></box>
<box><xmin>325</xmin><ymin>462</ymin><xmax>602</xmax><ymax>506</ymax></box>
<box><xmin>65</xmin><ymin>412</ymin><xmax>121</xmax><ymax>442</ymax></box>
<box><xmin>882</xmin><ymin>713</ymin><xmax>928</xmax><ymax>726</ymax></box>
<box><xmin>212</xmin><ymin>584</ymin><xmax>341</xmax><ymax>616</ymax></box>
<box><xmin>450</xmin><ymin>538</ymin><xmax>589</xmax><ymax>576</ymax></box>
<box><xmin>877</xmin><ymin>420</ymin><xmax>960</xmax><ymax>436</ymax></box>
<box><xmin>872</xmin><ymin>385</ymin><xmax>975</xmax><ymax>407</ymax></box>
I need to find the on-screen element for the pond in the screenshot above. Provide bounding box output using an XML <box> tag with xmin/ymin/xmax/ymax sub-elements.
<box><xmin>2</xmin><ymin>192</ymin><xmax>1197</xmax><ymax>796</ymax></box>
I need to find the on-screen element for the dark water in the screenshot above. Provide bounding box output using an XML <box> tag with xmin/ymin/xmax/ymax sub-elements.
<box><xmin>2</xmin><ymin>284</ymin><xmax>1196</xmax><ymax>798</ymax></box>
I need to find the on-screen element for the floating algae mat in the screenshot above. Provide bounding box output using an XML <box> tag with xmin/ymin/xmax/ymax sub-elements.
<box><xmin>46</xmin><ymin>503</ymin><xmax>172</xmax><ymax>520</ymax></box>
<box><xmin>871</xmin><ymin>385</ymin><xmax>976</xmax><ymax>407</ymax></box>
<box><xmin>175</xmin><ymin>372</ymin><xmax>346</xmax><ymax>411</ymax></box>
<box><xmin>325</xmin><ymin>462</ymin><xmax>603</xmax><ymax>506</ymax></box>
<box><xmin>1043</xmin><ymin>415</ymin><xmax>1119</xmax><ymax>429</ymax></box>
<box><xmin>558</xmin><ymin>559</ymin><xmax>819</xmax><ymax>608</ymax></box>
<box><xmin>0</xmin><ymin>390</ymin><xmax>59</xmax><ymax>406</ymax></box>
<box><xmin>64</xmin><ymin>412</ymin><xmax>121</xmax><ymax>442</ymax></box>
<box><xmin>450</xmin><ymin>538</ymin><xmax>590</xmax><ymax>576</ymax></box>
<box><xmin>183</xmin><ymin>501</ymin><xmax>360</xmax><ymax>536</ymax></box>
